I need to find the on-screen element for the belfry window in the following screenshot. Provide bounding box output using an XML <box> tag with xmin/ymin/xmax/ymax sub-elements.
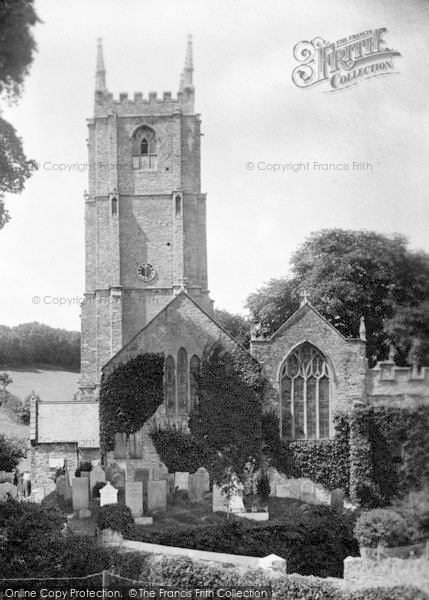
<box><xmin>132</xmin><ymin>126</ymin><xmax>158</xmax><ymax>171</ymax></box>
<box><xmin>280</xmin><ymin>343</ymin><xmax>330</xmax><ymax>440</ymax></box>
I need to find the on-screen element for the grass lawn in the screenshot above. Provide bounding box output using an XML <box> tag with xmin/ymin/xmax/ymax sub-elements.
<box><xmin>0</xmin><ymin>366</ymin><xmax>80</xmax><ymax>403</ymax></box>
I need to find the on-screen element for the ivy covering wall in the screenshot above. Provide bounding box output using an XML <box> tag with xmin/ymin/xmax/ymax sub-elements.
<box><xmin>99</xmin><ymin>353</ymin><xmax>164</xmax><ymax>456</ymax></box>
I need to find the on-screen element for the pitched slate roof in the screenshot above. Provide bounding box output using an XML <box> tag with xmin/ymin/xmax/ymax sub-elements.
<box><xmin>35</xmin><ymin>401</ymin><xmax>99</xmax><ymax>448</ymax></box>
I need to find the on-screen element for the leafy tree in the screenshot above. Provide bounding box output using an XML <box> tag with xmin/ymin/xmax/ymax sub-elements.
<box><xmin>0</xmin><ymin>434</ymin><xmax>26</xmax><ymax>471</ymax></box>
<box><xmin>0</xmin><ymin>372</ymin><xmax>12</xmax><ymax>395</ymax></box>
<box><xmin>0</xmin><ymin>0</ymin><xmax>40</xmax><ymax>228</ymax></box>
<box><xmin>246</xmin><ymin>229</ymin><xmax>429</xmax><ymax>365</ymax></box>
<box><xmin>189</xmin><ymin>342</ymin><xmax>264</xmax><ymax>487</ymax></box>
<box><xmin>214</xmin><ymin>308</ymin><xmax>251</xmax><ymax>348</ymax></box>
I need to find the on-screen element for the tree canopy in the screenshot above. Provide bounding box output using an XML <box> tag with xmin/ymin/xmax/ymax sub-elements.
<box><xmin>0</xmin><ymin>0</ymin><xmax>40</xmax><ymax>228</ymax></box>
<box><xmin>246</xmin><ymin>229</ymin><xmax>429</xmax><ymax>365</ymax></box>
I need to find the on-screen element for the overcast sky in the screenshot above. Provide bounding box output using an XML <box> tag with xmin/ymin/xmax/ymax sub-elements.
<box><xmin>1</xmin><ymin>0</ymin><xmax>428</xmax><ymax>331</ymax></box>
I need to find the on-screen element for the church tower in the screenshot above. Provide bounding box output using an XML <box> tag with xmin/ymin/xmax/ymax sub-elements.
<box><xmin>80</xmin><ymin>37</ymin><xmax>212</xmax><ymax>397</ymax></box>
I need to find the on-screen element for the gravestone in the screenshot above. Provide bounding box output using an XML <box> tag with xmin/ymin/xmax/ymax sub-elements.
<box><xmin>331</xmin><ymin>488</ymin><xmax>344</xmax><ymax>513</ymax></box>
<box><xmin>79</xmin><ymin>508</ymin><xmax>91</xmax><ymax>519</ymax></box>
<box><xmin>134</xmin><ymin>468</ymin><xmax>149</xmax><ymax>484</ymax></box>
<box><xmin>174</xmin><ymin>472</ymin><xmax>189</xmax><ymax>490</ymax></box>
<box><xmin>147</xmin><ymin>480</ymin><xmax>167</xmax><ymax>512</ymax></box>
<box><xmin>71</xmin><ymin>477</ymin><xmax>89</xmax><ymax>511</ymax></box>
<box><xmin>125</xmin><ymin>481</ymin><xmax>144</xmax><ymax>517</ymax></box>
<box><xmin>301</xmin><ymin>480</ymin><xmax>316</xmax><ymax>503</ymax></box>
<box><xmin>63</xmin><ymin>470</ymin><xmax>72</xmax><ymax>501</ymax></box>
<box><xmin>99</xmin><ymin>481</ymin><xmax>118</xmax><ymax>507</ymax></box>
<box><xmin>153</xmin><ymin>463</ymin><xmax>169</xmax><ymax>481</ymax></box>
<box><xmin>0</xmin><ymin>482</ymin><xmax>17</xmax><ymax>502</ymax></box>
<box><xmin>189</xmin><ymin>472</ymin><xmax>206</xmax><ymax>503</ymax></box>
<box><xmin>166</xmin><ymin>473</ymin><xmax>175</xmax><ymax>497</ymax></box>
<box><xmin>90</xmin><ymin>465</ymin><xmax>105</xmax><ymax>494</ymax></box>
<box><xmin>56</xmin><ymin>475</ymin><xmax>66</xmax><ymax>497</ymax></box>
<box><xmin>196</xmin><ymin>467</ymin><xmax>210</xmax><ymax>491</ymax></box>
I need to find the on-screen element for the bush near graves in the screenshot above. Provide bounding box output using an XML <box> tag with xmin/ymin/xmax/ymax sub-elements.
<box><xmin>349</xmin><ymin>405</ymin><xmax>429</xmax><ymax>507</ymax></box>
<box><xmin>353</xmin><ymin>509</ymin><xmax>409</xmax><ymax>548</ymax></box>
<box><xmin>96</xmin><ymin>503</ymin><xmax>135</xmax><ymax>538</ymax></box>
<box><xmin>133</xmin><ymin>504</ymin><xmax>357</xmax><ymax>577</ymax></box>
<box><xmin>392</xmin><ymin>488</ymin><xmax>429</xmax><ymax>543</ymax></box>
<box><xmin>99</xmin><ymin>353</ymin><xmax>164</xmax><ymax>455</ymax></box>
<box><xmin>0</xmin><ymin>433</ymin><xmax>26</xmax><ymax>471</ymax></box>
<box><xmin>92</xmin><ymin>481</ymin><xmax>107</xmax><ymax>498</ymax></box>
<box><xmin>150</xmin><ymin>423</ymin><xmax>211</xmax><ymax>473</ymax></box>
<box><xmin>0</xmin><ymin>499</ymin><xmax>67</xmax><ymax>578</ymax></box>
<box><xmin>345</xmin><ymin>586</ymin><xmax>428</xmax><ymax>600</ymax></box>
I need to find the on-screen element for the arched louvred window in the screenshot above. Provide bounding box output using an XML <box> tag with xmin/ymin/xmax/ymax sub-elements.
<box><xmin>132</xmin><ymin>125</ymin><xmax>157</xmax><ymax>171</ymax></box>
<box><xmin>164</xmin><ymin>355</ymin><xmax>176</xmax><ymax>416</ymax></box>
<box><xmin>280</xmin><ymin>343</ymin><xmax>330</xmax><ymax>440</ymax></box>
<box><xmin>177</xmin><ymin>347</ymin><xmax>188</xmax><ymax>414</ymax></box>
<box><xmin>189</xmin><ymin>355</ymin><xmax>200</xmax><ymax>410</ymax></box>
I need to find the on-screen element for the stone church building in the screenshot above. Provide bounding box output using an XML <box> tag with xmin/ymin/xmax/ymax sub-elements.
<box><xmin>30</xmin><ymin>39</ymin><xmax>429</xmax><ymax>494</ymax></box>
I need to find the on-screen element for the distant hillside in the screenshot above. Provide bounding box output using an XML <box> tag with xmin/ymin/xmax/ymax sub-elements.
<box><xmin>2</xmin><ymin>368</ymin><xmax>80</xmax><ymax>403</ymax></box>
<box><xmin>0</xmin><ymin>322</ymin><xmax>80</xmax><ymax>370</ymax></box>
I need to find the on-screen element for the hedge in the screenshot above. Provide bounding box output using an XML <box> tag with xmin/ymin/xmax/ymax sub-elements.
<box><xmin>349</xmin><ymin>405</ymin><xmax>429</xmax><ymax>507</ymax></box>
<box><xmin>96</xmin><ymin>503</ymin><xmax>135</xmax><ymax>538</ymax></box>
<box><xmin>345</xmin><ymin>586</ymin><xmax>428</xmax><ymax>600</ymax></box>
<box><xmin>132</xmin><ymin>503</ymin><xmax>358</xmax><ymax>578</ymax></box>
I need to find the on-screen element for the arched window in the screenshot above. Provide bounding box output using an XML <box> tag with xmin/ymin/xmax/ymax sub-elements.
<box><xmin>132</xmin><ymin>126</ymin><xmax>157</xmax><ymax>171</ymax></box>
<box><xmin>164</xmin><ymin>355</ymin><xmax>176</xmax><ymax>416</ymax></box>
<box><xmin>190</xmin><ymin>355</ymin><xmax>200</xmax><ymax>409</ymax></box>
<box><xmin>280</xmin><ymin>343</ymin><xmax>330</xmax><ymax>440</ymax></box>
<box><xmin>177</xmin><ymin>347</ymin><xmax>188</xmax><ymax>414</ymax></box>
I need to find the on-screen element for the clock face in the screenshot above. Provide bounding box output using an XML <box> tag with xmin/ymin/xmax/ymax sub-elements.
<box><xmin>137</xmin><ymin>263</ymin><xmax>156</xmax><ymax>282</ymax></box>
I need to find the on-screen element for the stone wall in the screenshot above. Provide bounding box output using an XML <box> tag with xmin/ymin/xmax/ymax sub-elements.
<box><xmin>30</xmin><ymin>443</ymin><xmax>78</xmax><ymax>497</ymax></box>
<box><xmin>368</xmin><ymin>361</ymin><xmax>429</xmax><ymax>402</ymax></box>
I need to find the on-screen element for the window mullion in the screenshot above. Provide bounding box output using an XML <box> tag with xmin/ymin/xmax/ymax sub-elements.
<box><xmin>316</xmin><ymin>377</ymin><xmax>320</xmax><ymax>439</ymax></box>
<box><xmin>291</xmin><ymin>378</ymin><xmax>295</xmax><ymax>439</ymax></box>
<box><xmin>303</xmin><ymin>376</ymin><xmax>307</xmax><ymax>439</ymax></box>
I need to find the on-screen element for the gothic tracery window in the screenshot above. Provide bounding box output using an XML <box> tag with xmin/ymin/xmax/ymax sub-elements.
<box><xmin>164</xmin><ymin>355</ymin><xmax>176</xmax><ymax>416</ymax></box>
<box><xmin>280</xmin><ymin>343</ymin><xmax>330</xmax><ymax>440</ymax></box>
<box><xmin>177</xmin><ymin>347</ymin><xmax>188</xmax><ymax>414</ymax></box>
<box><xmin>132</xmin><ymin>126</ymin><xmax>158</xmax><ymax>171</ymax></box>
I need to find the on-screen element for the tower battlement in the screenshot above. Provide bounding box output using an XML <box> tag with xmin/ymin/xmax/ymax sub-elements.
<box><xmin>94</xmin><ymin>89</ymin><xmax>195</xmax><ymax>117</ymax></box>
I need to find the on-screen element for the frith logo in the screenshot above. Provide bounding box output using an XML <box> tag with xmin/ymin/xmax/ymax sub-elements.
<box><xmin>292</xmin><ymin>28</ymin><xmax>401</xmax><ymax>92</ymax></box>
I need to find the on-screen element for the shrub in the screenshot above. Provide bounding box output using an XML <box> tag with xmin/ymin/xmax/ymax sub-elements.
<box><xmin>256</xmin><ymin>472</ymin><xmax>271</xmax><ymax>498</ymax></box>
<box><xmin>133</xmin><ymin>503</ymin><xmax>357</xmax><ymax>577</ymax></box>
<box><xmin>354</xmin><ymin>509</ymin><xmax>409</xmax><ymax>548</ymax></box>
<box><xmin>0</xmin><ymin>433</ymin><xmax>26</xmax><ymax>471</ymax></box>
<box><xmin>96</xmin><ymin>503</ymin><xmax>135</xmax><ymax>538</ymax></box>
<box><xmin>346</xmin><ymin>585</ymin><xmax>428</xmax><ymax>600</ymax></box>
<box><xmin>92</xmin><ymin>481</ymin><xmax>107</xmax><ymax>498</ymax></box>
<box><xmin>150</xmin><ymin>423</ymin><xmax>211</xmax><ymax>473</ymax></box>
<box><xmin>392</xmin><ymin>487</ymin><xmax>429</xmax><ymax>543</ymax></box>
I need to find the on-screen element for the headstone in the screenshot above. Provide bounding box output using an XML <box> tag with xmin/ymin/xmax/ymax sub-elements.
<box><xmin>71</xmin><ymin>477</ymin><xmax>89</xmax><ymax>511</ymax></box>
<box><xmin>125</xmin><ymin>481</ymin><xmax>144</xmax><ymax>517</ymax></box>
<box><xmin>300</xmin><ymin>480</ymin><xmax>316</xmax><ymax>503</ymax></box>
<box><xmin>147</xmin><ymin>480</ymin><xmax>167</xmax><ymax>512</ymax></box>
<box><xmin>114</xmin><ymin>432</ymin><xmax>128</xmax><ymax>459</ymax></box>
<box><xmin>100</xmin><ymin>481</ymin><xmax>118</xmax><ymax>507</ymax></box>
<box><xmin>63</xmin><ymin>470</ymin><xmax>72</xmax><ymax>501</ymax></box>
<box><xmin>56</xmin><ymin>475</ymin><xmax>66</xmax><ymax>497</ymax></box>
<box><xmin>153</xmin><ymin>463</ymin><xmax>169</xmax><ymax>481</ymax></box>
<box><xmin>189</xmin><ymin>472</ymin><xmax>206</xmax><ymax>503</ymax></box>
<box><xmin>331</xmin><ymin>488</ymin><xmax>344</xmax><ymax>513</ymax></box>
<box><xmin>111</xmin><ymin>470</ymin><xmax>125</xmax><ymax>489</ymax></box>
<box><xmin>134</xmin><ymin>516</ymin><xmax>153</xmax><ymax>526</ymax></box>
<box><xmin>79</xmin><ymin>508</ymin><xmax>91</xmax><ymax>519</ymax></box>
<box><xmin>0</xmin><ymin>482</ymin><xmax>17</xmax><ymax>502</ymax></box>
<box><xmin>90</xmin><ymin>465</ymin><xmax>106</xmax><ymax>494</ymax></box>
<box><xmin>196</xmin><ymin>467</ymin><xmax>210</xmax><ymax>491</ymax></box>
<box><xmin>166</xmin><ymin>473</ymin><xmax>175</xmax><ymax>497</ymax></box>
<box><xmin>134</xmin><ymin>468</ymin><xmax>149</xmax><ymax>484</ymax></box>
<box><xmin>174</xmin><ymin>472</ymin><xmax>189</xmax><ymax>490</ymax></box>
